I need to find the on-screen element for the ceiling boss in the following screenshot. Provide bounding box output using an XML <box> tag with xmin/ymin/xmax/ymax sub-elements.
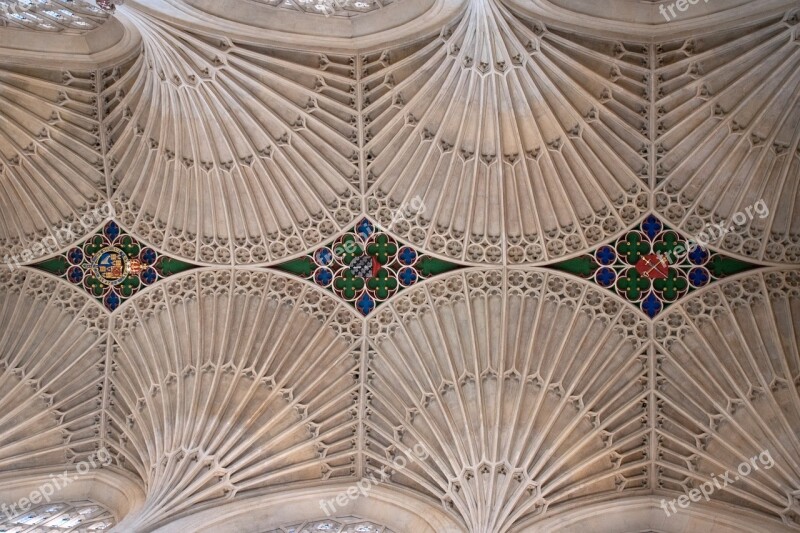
<box><xmin>90</xmin><ymin>246</ymin><xmax>146</xmax><ymax>286</ymax></box>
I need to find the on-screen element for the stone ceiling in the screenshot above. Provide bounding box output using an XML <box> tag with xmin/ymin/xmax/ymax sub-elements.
<box><xmin>0</xmin><ymin>0</ymin><xmax>798</xmax><ymax>532</ymax></box>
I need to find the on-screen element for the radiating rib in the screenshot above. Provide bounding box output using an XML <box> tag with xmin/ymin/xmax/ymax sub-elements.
<box><xmin>362</xmin><ymin>0</ymin><xmax>650</xmax><ymax>264</ymax></box>
<box><xmin>107</xmin><ymin>270</ymin><xmax>362</xmax><ymax>529</ymax></box>
<box><xmin>0</xmin><ymin>268</ymin><xmax>107</xmax><ymax>471</ymax></box>
<box><xmin>365</xmin><ymin>269</ymin><xmax>650</xmax><ymax>532</ymax></box>
<box><xmin>654</xmin><ymin>269</ymin><xmax>800</xmax><ymax>528</ymax></box>
<box><xmin>105</xmin><ymin>9</ymin><xmax>361</xmax><ymax>266</ymax></box>
<box><xmin>654</xmin><ymin>9</ymin><xmax>800</xmax><ymax>263</ymax></box>
<box><xmin>0</xmin><ymin>65</ymin><xmax>108</xmax><ymax>263</ymax></box>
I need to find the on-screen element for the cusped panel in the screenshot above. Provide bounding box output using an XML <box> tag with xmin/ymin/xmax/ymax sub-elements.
<box><xmin>364</xmin><ymin>269</ymin><xmax>651</xmax><ymax>532</ymax></box>
<box><xmin>0</xmin><ymin>268</ymin><xmax>107</xmax><ymax>472</ymax></box>
<box><xmin>32</xmin><ymin>220</ymin><xmax>199</xmax><ymax>313</ymax></box>
<box><xmin>362</xmin><ymin>0</ymin><xmax>649</xmax><ymax>265</ymax></box>
<box><xmin>107</xmin><ymin>270</ymin><xmax>363</xmax><ymax>530</ymax></box>
<box><xmin>654</xmin><ymin>269</ymin><xmax>800</xmax><ymax>529</ymax></box>
<box><xmin>0</xmin><ymin>63</ymin><xmax>110</xmax><ymax>266</ymax></box>
<box><xmin>654</xmin><ymin>9</ymin><xmax>800</xmax><ymax>264</ymax></box>
<box><xmin>106</xmin><ymin>9</ymin><xmax>361</xmax><ymax>266</ymax></box>
<box><xmin>547</xmin><ymin>214</ymin><xmax>762</xmax><ymax>319</ymax></box>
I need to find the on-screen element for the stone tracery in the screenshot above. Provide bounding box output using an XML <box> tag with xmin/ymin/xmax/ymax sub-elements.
<box><xmin>0</xmin><ymin>0</ymin><xmax>798</xmax><ymax>531</ymax></box>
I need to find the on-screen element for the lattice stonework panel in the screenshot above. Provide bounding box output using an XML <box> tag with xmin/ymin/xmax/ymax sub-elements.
<box><xmin>0</xmin><ymin>0</ymin><xmax>108</xmax><ymax>31</ymax></box>
<box><xmin>0</xmin><ymin>269</ymin><xmax>107</xmax><ymax>470</ymax></box>
<box><xmin>250</xmin><ymin>0</ymin><xmax>395</xmax><ymax>17</ymax></box>
<box><xmin>0</xmin><ymin>64</ymin><xmax>108</xmax><ymax>263</ymax></box>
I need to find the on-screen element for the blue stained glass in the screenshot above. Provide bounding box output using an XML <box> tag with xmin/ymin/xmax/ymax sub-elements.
<box><xmin>689</xmin><ymin>267</ymin><xmax>709</xmax><ymax>287</ymax></box>
<box><xmin>398</xmin><ymin>247</ymin><xmax>417</xmax><ymax>266</ymax></box>
<box><xmin>104</xmin><ymin>292</ymin><xmax>120</xmax><ymax>311</ymax></box>
<box><xmin>642</xmin><ymin>216</ymin><xmax>662</xmax><ymax>239</ymax></box>
<box><xmin>356</xmin><ymin>293</ymin><xmax>375</xmax><ymax>315</ymax></box>
<box><xmin>104</xmin><ymin>221</ymin><xmax>120</xmax><ymax>241</ymax></box>
<box><xmin>596</xmin><ymin>246</ymin><xmax>616</xmax><ymax>266</ymax></box>
<box><xmin>141</xmin><ymin>268</ymin><xmax>158</xmax><ymax>285</ymax></box>
<box><xmin>642</xmin><ymin>292</ymin><xmax>662</xmax><ymax>318</ymax></box>
<box><xmin>356</xmin><ymin>219</ymin><xmax>374</xmax><ymax>239</ymax></box>
<box><xmin>141</xmin><ymin>248</ymin><xmax>158</xmax><ymax>265</ymax></box>
<box><xmin>315</xmin><ymin>268</ymin><xmax>334</xmax><ymax>286</ymax></box>
<box><xmin>398</xmin><ymin>267</ymin><xmax>417</xmax><ymax>286</ymax></box>
<box><xmin>688</xmin><ymin>246</ymin><xmax>708</xmax><ymax>265</ymax></box>
<box><xmin>596</xmin><ymin>267</ymin><xmax>616</xmax><ymax>287</ymax></box>
<box><xmin>67</xmin><ymin>266</ymin><xmax>83</xmax><ymax>283</ymax></box>
<box><xmin>315</xmin><ymin>248</ymin><xmax>334</xmax><ymax>266</ymax></box>
<box><xmin>68</xmin><ymin>248</ymin><xmax>84</xmax><ymax>265</ymax></box>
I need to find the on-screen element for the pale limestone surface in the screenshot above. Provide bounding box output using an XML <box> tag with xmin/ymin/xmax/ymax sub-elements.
<box><xmin>0</xmin><ymin>1</ymin><xmax>798</xmax><ymax>532</ymax></box>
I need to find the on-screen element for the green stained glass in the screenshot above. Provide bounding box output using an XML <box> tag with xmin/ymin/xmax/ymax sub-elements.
<box><xmin>33</xmin><ymin>221</ymin><xmax>198</xmax><ymax>311</ymax></box>
<box><xmin>275</xmin><ymin>217</ymin><xmax>463</xmax><ymax>316</ymax></box>
<box><xmin>546</xmin><ymin>214</ymin><xmax>762</xmax><ymax>318</ymax></box>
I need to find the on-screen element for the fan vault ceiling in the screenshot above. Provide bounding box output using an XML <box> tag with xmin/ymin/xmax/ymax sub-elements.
<box><xmin>0</xmin><ymin>0</ymin><xmax>798</xmax><ymax>531</ymax></box>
